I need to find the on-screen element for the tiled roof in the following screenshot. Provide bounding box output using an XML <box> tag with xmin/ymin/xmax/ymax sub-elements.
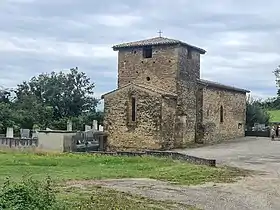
<box><xmin>198</xmin><ymin>79</ymin><xmax>250</xmax><ymax>93</ymax></box>
<box><xmin>112</xmin><ymin>37</ymin><xmax>206</xmax><ymax>54</ymax></box>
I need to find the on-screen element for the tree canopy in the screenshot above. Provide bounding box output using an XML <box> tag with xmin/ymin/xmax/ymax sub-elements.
<box><xmin>258</xmin><ymin>65</ymin><xmax>280</xmax><ymax>110</ymax></box>
<box><xmin>0</xmin><ymin>68</ymin><xmax>103</xmax><ymax>134</ymax></box>
<box><xmin>246</xmin><ymin>96</ymin><xmax>270</xmax><ymax>127</ymax></box>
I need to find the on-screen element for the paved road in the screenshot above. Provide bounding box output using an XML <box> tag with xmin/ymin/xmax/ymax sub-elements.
<box><xmin>174</xmin><ymin>137</ymin><xmax>280</xmax><ymax>209</ymax></box>
<box><xmin>176</xmin><ymin>137</ymin><xmax>280</xmax><ymax>175</ymax></box>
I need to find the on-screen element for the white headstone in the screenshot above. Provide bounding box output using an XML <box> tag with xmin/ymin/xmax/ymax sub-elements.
<box><xmin>98</xmin><ymin>125</ymin><xmax>103</xmax><ymax>131</ymax></box>
<box><xmin>32</xmin><ymin>130</ymin><xmax>38</xmax><ymax>139</ymax></box>
<box><xmin>92</xmin><ymin>120</ymin><xmax>98</xmax><ymax>130</ymax></box>
<box><xmin>20</xmin><ymin>129</ymin><xmax>30</xmax><ymax>139</ymax></box>
<box><xmin>6</xmin><ymin>127</ymin><xmax>13</xmax><ymax>138</ymax></box>
<box><xmin>67</xmin><ymin>120</ymin><xmax>72</xmax><ymax>131</ymax></box>
<box><xmin>85</xmin><ymin>125</ymin><xmax>91</xmax><ymax>131</ymax></box>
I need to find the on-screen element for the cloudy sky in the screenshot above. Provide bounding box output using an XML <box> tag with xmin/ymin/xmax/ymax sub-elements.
<box><xmin>1</xmin><ymin>0</ymin><xmax>280</xmax><ymax>108</ymax></box>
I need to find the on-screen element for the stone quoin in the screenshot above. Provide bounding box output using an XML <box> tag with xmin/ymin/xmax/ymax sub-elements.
<box><xmin>101</xmin><ymin>36</ymin><xmax>250</xmax><ymax>151</ymax></box>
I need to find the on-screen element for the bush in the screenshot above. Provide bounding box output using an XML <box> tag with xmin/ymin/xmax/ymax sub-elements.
<box><xmin>0</xmin><ymin>177</ymin><xmax>65</xmax><ymax>210</ymax></box>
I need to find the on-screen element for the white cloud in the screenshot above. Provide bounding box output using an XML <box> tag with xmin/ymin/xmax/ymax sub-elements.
<box><xmin>92</xmin><ymin>14</ymin><xmax>142</xmax><ymax>27</ymax></box>
<box><xmin>0</xmin><ymin>35</ymin><xmax>116</xmax><ymax>59</ymax></box>
<box><xmin>0</xmin><ymin>0</ymin><xmax>280</xmax><ymax>101</ymax></box>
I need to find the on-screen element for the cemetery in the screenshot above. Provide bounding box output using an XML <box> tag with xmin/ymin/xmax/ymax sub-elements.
<box><xmin>0</xmin><ymin>120</ymin><xmax>105</xmax><ymax>152</ymax></box>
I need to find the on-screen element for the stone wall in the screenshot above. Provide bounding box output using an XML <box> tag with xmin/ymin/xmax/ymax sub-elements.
<box><xmin>104</xmin><ymin>38</ymin><xmax>247</xmax><ymax>150</ymax></box>
<box><xmin>174</xmin><ymin>47</ymin><xmax>202</xmax><ymax>147</ymax></box>
<box><xmin>117</xmin><ymin>45</ymin><xmax>178</xmax><ymax>93</ymax></box>
<box><xmin>103</xmin><ymin>85</ymin><xmax>167</xmax><ymax>151</ymax></box>
<box><xmin>0</xmin><ymin>137</ymin><xmax>38</xmax><ymax>149</ymax></box>
<box><xmin>161</xmin><ymin>96</ymin><xmax>177</xmax><ymax>149</ymax></box>
<box><xmin>195</xmin><ymin>86</ymin><xmax>204</xmax><ymax>143</ymax></box>
<box><xmin>37</xmin><ymin>130</ymin><xmax>77</xmax><ymax>152</ymax></box>
<box><xmin>82</xmin><ymin>150</ymin><xmax>216</xmax><ymax>167</ymax></box>
<box><xmin>201</xmin><ymin>87</ymin><xmax>246</xmax><ymax>143</ymax></box>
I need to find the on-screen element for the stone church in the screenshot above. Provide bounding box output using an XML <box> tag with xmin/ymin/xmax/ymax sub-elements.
<box><xmin>101</xmin><ymin>36</ymin><xmax>250</xmax><ymax>151</ymax></box>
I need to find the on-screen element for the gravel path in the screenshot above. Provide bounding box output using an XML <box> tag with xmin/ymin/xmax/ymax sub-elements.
<box><xmin>68</xmin><ymin>137</ymin><xmax>280</xmax><ymax>210</ymax></box>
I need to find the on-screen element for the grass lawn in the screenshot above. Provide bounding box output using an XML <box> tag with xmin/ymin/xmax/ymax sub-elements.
<box><xmin>0</xmin><ymin>151</ymin><xmax>246</xmax><ymax>209</ymax></box>
<box><xmin>268</xmin><ymin>110</ymin><xmax>280</xmax><ymax>122</ymax></box>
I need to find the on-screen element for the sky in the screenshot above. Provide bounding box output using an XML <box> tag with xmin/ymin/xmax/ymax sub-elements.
<box><xmin>1</xmin><ymin>0</ymin><xmax>280</xmax><ymax>109</ymax></box>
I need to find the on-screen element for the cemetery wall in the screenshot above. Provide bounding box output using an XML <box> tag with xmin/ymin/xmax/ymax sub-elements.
<box><xmin>0</xmin><ymin>137</ymin><xmax>38</xmax><ymax>150</ymax></box>
<box><xmin>37</xmin><ymin>130</ymin><xmax>76</xmax><ymax>152</ymax></box>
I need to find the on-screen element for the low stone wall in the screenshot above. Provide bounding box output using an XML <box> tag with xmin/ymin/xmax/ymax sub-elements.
<box><xmin>82</xmin><ymin>150</ymin><xmax>216</xmax><ymax>167</ymax></box>
<box><xmin>245</xmin><ymin>130</ymin><xmax>270</xmax><ymax>137</ymax></box>
<box><xmin>0</xmin><ymin>137</ymin><xmax>38</xmax><ymax>149</ymax></box>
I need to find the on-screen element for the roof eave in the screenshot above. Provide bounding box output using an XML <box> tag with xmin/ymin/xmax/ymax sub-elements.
<box><xmin>112</xmin><ymin>43</ymin><xmax>206</xmax><ymax>54</ymax></box>
<box><xmin>197</xmin><ymin>80</ymin><xmax>250</xmax><ymax>94</ymax></box>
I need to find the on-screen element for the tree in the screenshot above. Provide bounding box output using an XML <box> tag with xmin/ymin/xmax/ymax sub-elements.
<box><xmin>12</xmin><ymin>94</ymin><xmax>54</xmax><ymax>129</ymax></box>
<box><xmin>0</xmin><ymin>86</ymin><xmax>12</xmax><ymax>103</ymax></box>
<box><xmin>14</xmin><ymin>68</ymin><xmax>102</xmax><ymax>130</ymax></box>
<box><xmin>274</xmin><ymin>65</ymin><xmax>280</xmax><ymax>90</ymax></box>
<box><xmin>246</xmin><ymin>95</ymin><xmax>270</xmax><ymax>127</ymax></box>
<box><xmin>0</xmin><ymin>68</ymin><xmax>103</xmax><ymax>132</ymax></box>
<box><xmin>14</xmin><ymin>68</ymin><xmax>99</xmax><ymax>123</ymax></box>
<box><xmin>0</xmin><ymin>103</ymin><xmax>15</xmax><ymax>133</ymax></box>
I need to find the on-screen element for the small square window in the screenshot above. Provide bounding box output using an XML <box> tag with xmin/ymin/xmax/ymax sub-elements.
<box><xmin>238</xmin><ymin>123</ymin><xmax>242</xmax><ymax>129</ymax></box>
<box><xmin>143</xmin><ymin>47</ymin><xmax>152</xmax><ymax>58</ymax></box>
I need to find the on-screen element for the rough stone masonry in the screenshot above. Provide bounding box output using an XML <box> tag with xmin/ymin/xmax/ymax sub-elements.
<box><xmin>101</xmin><ymin>36</ymin><xmax>250</xmax><ymax>151</ymax></box>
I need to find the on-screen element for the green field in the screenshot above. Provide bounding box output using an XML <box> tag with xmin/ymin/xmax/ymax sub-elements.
<box><xmin>268</xmin><ymin>110</ymin><xmax>280</xmax><ymax>122</ymax></box>
<box><xmin>0</xmin><ymin>151</ymin><xmax>246</xmax><ymax>209</ymax></box>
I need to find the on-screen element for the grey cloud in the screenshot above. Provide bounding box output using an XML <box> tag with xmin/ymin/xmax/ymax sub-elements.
<box><xmin>1</xmin><ymin>0</ymin><xmax>280</xmax><ymax>100</ymax></box>
<box><xmin>0</xmin><ymin>50</ymin><xmax>117</xmax><ymax>96</ymax></box>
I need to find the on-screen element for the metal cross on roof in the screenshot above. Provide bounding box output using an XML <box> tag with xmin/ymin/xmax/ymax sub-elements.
<box><xmin>158</xmin><ymin>30</ymin><xmax>163</xmax><ymax>37</ymax></box>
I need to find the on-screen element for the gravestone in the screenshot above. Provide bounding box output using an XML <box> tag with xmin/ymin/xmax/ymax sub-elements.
<box><xmin>32</xmin><ymin>130</ymin><xmax>38</xmax><ymax>139</ymax></box>
<box><xmin>67</xmin><ymin>120</ymin><xmax>73</xmax><ymax>131</ymax></box>
<box><xmin>85</xmin><ymin>125</ymin><xmax>91</xmax><ymax>131</ymax></box>
<box><xmin>6</xmin><ymin>127</ymin><xmax>13</xmax><ymax>138</ymax></box>
<box><xmin>98</xmin><ymin>125</ymin><xmax>103</xmax><ymax>131</ymax></box>
<box><xmin>20</xmin><ymin>129</ymin><xmax>30</xmax><ymax>139</ymax></box>
<box><xmin>92</xmin><ymin>120</ymin><xmax>98</xmax><ymax>131</ymax></box>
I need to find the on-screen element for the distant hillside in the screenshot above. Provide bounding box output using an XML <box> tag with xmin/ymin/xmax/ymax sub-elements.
<box><xmin>267</xmin><ymin>110</ymin><xmax>280</xmax><ymax>122</ymax></box>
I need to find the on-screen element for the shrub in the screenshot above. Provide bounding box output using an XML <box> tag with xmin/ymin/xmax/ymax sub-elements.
<box><xmin>0</xmin><ymin>176</ymin><xmax>65</xmax><ymax>210</ymax></box>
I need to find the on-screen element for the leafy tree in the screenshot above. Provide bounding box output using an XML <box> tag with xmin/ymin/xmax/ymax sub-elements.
<box><xmin>259</xmin><ymin>65</ymin><xmax>280</xmax><ymax>110</ymax></box>
<box><xmin>15</xmin><ymin>68</ymin><xmax>99</xmax><ymax>120</ymax></box>
<box><xmin>12</xmin><ymin>94</ymin><xmax>54</xmax><ymax>130</ymax></box>
<box><xmin>1</xmin><ymin>67</ymin><xmax>103</xmax><ymax>131</ymax></box>
<box><xmin>0</xmin><ymin>86</ymin><xmax>12</xmax><ymax>103</ymax></box>
<box><xmin>274</xmin><ymin>65</ymin><xmax>280</xmax><ymax>89</ymax></box>
<box><xmin>0</xmin><ymin>103</ymin><xmax>15</xmax><ymax>133</ymax></box>
<box><xmin>246</xmin><ymin>95</ymin><xmax>270</xmax><ymax>127</ymax></box>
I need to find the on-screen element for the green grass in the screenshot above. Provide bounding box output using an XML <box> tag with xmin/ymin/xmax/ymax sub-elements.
<box><xmin>268</xmin><ymin>110</ymin><xmax>280</xmax><ymax>122</ymax></box>
<box><xmin>59</xmin><ymin>185</ymin><xmax>201</xmax><ymax>210</ymax></box>
<box><xmin>0</xmin><ymin>151</ymin><xmax>245</xmax><ymax>185</ymax></box>
<box><xmin>0</xmin><ymin>151</ymin><xmax>247</xmax><ymax>209</ymax></box>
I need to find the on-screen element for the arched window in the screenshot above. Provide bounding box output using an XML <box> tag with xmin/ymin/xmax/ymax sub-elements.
<box><xmin>131</xmin><ymin>97</ymin><xmax>136</xmax><ymax>122</ymax></box>
<box><xmin>220</xmin><ymin>105</ymin><xmax>224</xmax><ymax>123</ymax></box>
